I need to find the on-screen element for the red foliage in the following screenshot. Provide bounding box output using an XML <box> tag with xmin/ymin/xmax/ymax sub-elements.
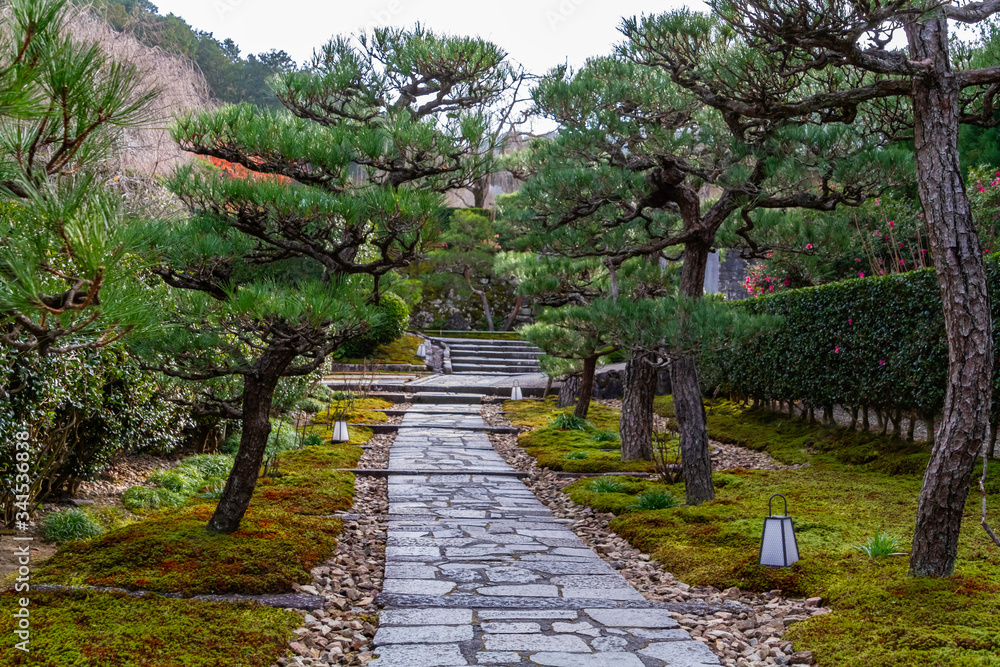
<box><xmin>201</xmin><ymin>155</ymin><xmax>292</xmax><ymax>185</ymax></box>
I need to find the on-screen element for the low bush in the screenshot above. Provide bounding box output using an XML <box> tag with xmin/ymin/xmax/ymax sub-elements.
<box><xmin>181</xmin><ymin>454</ymin><xmax>234</xmax><ymax>479</ymax></box>
<box><xmin>550</xmin><ymin>412</ymin><xmax>592</xmax><ymax>431</ymax></box>
<box><xmin>148</xmin><ymin>467</ymin><xmax>203</xmax><ymax>494</ymax></box>
<box><xmin>41</xmin><ymin>508</ymin><xmax>104</xmax><ymax>543</ymax></box>
<box><xmin>339</xmin><ymin>292</ymin><xmax>410</xmax><ymax>358</ymax></box>
<box><xmin>296</xmin><ymin>397</ymin><xmax>326</xmax><ymax>414</ymax></box>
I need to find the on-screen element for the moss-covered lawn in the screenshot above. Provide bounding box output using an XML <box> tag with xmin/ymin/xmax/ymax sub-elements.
<box><xmin>504</xmin><ymin>398</ymin><xmax>662</xmax><ymax>473</ymax></box>
<box><xmin>31</xmin><ymin>402</ymin><xmax>386</xmax><ymax>600</ymax></box>
<box><xmin>339</xmin><ymin>334</ymin><xmax>425</xmax><ymax>365</ymax></box>
<box><xmin>0</xmin><ymin>589</ymin><xmax>298</xmax><ymax>666</ymax></box>
<box><xmin>518</xmin><ymin>397</ymin><xmax>1000</xmax><ymax>666</ymax></box>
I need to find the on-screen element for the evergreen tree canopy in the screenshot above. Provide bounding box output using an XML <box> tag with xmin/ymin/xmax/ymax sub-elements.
<box><xmin>0</xmin><ymin>0</ymin><xmax>160</xmax><ymax>355</ymax></box>
<box><xmin>149</xmin><ymin>25</ymin><xmax>524</xmax><ymax>534</ymax></box>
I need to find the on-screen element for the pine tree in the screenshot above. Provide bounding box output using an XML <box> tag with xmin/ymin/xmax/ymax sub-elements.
<box><xmin>504</xmin><ymin>29</ymin><xmax>905</xmax><ymax>504</ymax></box>
<box><xmin>0</xmin><ymin>0</ymin><xmax>160</xmax><ymax>355</ymax></box>
<box><xmin>652</xmin><ymin>0</ymin><xmax>1000</xmax><ymax>579</ymax></box>
<box><xmin>148</xmin><ymin>26</ymin><xmax>523</xmax><ymax>533</ymax></box>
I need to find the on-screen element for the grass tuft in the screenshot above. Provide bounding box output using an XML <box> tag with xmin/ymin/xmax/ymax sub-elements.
<box><xmin>41</xmin><ymin>508</ymin><xmax>104</xmax><ymax>544</ymax></box>
<box><xmin>590</xmin><ymin>477</ymin><xmax>626</xmax><ymax>493</ymax></box>
<box><xmin>628</xmin><ymin>489</ymin><xmax>678</xmax><ymax>511</ymax></box>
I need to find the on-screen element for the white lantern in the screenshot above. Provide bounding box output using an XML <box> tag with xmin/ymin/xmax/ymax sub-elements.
<box><xmin>331</xmin><ymin>421</ymin><xmax>350</xmax><ymax>443</ymax></box>
<box><xmin>416</xmin><ymin>344</ymin><xmax>427</xmax><ymax>358</ymax></box>
<box><xmin>510</xmin><ymin>380</ymin><xmax>523</xmax><ymax>401</ymax></box>
<box><xmin>759</xmin><ymin>494</ymin><xmax>799</xmax><ymax>568</ymax></box>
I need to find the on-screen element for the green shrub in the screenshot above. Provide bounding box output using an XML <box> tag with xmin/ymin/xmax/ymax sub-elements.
<box><xmin>122</xmin><ymin>487</ymin><xmax>188</xmax><ymax>512</ymax></box>
<box><xmin>714</xmin><ymin>256</ymin><xmax>1000</xmax><ymax>422</ymax></box>
<box><xmin>550</xmin><ymin>412</ymin><xmax>592</xmax><ymax>431</ymax></box>
<box><xmin>219</xmin><ymin>432</ymin><xmax>241</xmax><ymax>455</ymax></box>
<box><xmin>180</xmin><ymin>454</ymin><xmax>234</xmax><ymax>479</ymax></box>
<box><xmin>340</xmin><ymin>292</ymin><xmax>410</xmax><ymax>358</ymax></box>
<box><xmin>265</xmin><ymin>420</ymin><xmax>300</xmax><ymax>457</ymax></box>
<box><xmin>627</xmin><ymin>489</ymin><xmax>678</xmax><ymax>511</ymax></box>
<box><xmin>296</xmin><ymin>397</ymin><xmax>326</xmax><ymax>414</ymax></box>
<box><xmin>590</xmin><ymin>477</ymin><xmax>626</xmax><ymax>493</ymax></box>
<box><xmin>41</xmin><ymin>509</ymin><xmax>104</xmax><ymax>543</ymax></box>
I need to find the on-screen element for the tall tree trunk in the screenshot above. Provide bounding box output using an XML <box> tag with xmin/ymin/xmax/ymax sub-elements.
<box><xmin>907</xmin><ymin>17</ymin><xmax>995</xmax><ymax>578</ymax></box>
<box><xmin>464</xmin><ymin>266</ymin><xmax>494</xmax><ymax>331</ymax></box>
<box><xmin>671</xmin><ymin>239</ymin><xmax>714</xmax><ymax>504</ymax></box>
<box><xmin>207</xmin><ymin>353</ymin><xmax>292</xmax><ymax>534</ymax></box>
<box><xmin>621</xmin><ymin>349</ymin><xmax>656</xmax><ymax>461</ymax></box>
<box><xmin>574</xmin><ymin>355</ymin><xmax>599</xmax><ymax>420</ymax></box>
<box><xmin>503</xmin><ymin>296</ymin><xmax>523</xmax><ymax>331</ymax></box>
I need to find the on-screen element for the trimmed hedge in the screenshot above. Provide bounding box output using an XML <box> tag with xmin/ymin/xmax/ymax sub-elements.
<box><xmin>711</xmin><ymin>254</ymin><xmax>1000</xmax><ymax>427</ymax></box>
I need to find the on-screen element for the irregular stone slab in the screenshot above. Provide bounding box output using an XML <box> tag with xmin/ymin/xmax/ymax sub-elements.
<box><xmin>476</xmin><ymin>653</ymin><xmax>522</xmax><ymax>665</ymax></box>
<box><xmin>627</xmin><ymin>628</ymin><xmax>692</xmax><ymax>640</ymax></box>
<box><xmin>529</xmin><ymin>652</ymin><xmax>645</xmax><ymax>666</ymax></box>
<box><xmin>379</xmin><ymin>608</ymin><xmax>473</xmax><ymax>626</ymax></box>
<box><xmin>374</xmin><ymin>624</ymin><xmax>473</xmax><ymax>645</ymax></box>
<box><xmin>383</xmin><ymin>564</ymin><xmax>438</xmax><ymax>579</ymax></box>
<box><xmin>481</xmin><ymin>622</ymin><xmax>542</xmax><ymax>634</ymax></box>
<box><xmin>382</xmin><ymin>580</ymin><xmax>456</xmax><ymax>596</ymax></box>
<box><xmin>482</xmin><ymin>633</ymin><xmax>592</xmax><ymax>653</ymax></box>
<box><xmin>478</xmin><ymin>610</ymin><xmax>579</xmax><ymax>620</ymax></box>
<box><xmin>551</xmin><ymin>622</ymin><xmax>600</xmax><ymax>637</ymax></box>
<box><xmin>477</xmin><ymin>585</ymin><xmax>559</xmax><ymax>598</ymax></box>
<box><xmin>386</xmin><ymin>546</ymin><xmax>440</xmax><ymax>558</ymax></box>
<box><xmin>591</xmin><ymin>636</ymin><xmax>630</xmax><ymax>651</ymax></box>
<box><xmin>484</xmin><ymin>567</ymin><xmax>543</xmax><ymax>584</ymax></box>
<box><xmin>584</xmin><ymin>608</ymin><xmax>680</xmax><ymax>629</ymax></box>
<box><xmin>639</xmin><ymin>640</ymin><xmax>721</xmax><ymax>664</ymax></box>
<box><xmin>368</xmin><ymin>643</ymin><xmax>468</xmax><ymax>666</ymax></box>
<box><xmin>561</xmin><ymin>587</ymin><xmax>645</xmax><ymax>601</ymax></box>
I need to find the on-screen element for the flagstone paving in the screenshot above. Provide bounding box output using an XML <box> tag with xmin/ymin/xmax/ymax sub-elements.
<box><xmin>370</xmin><ymin>395</ymin><xmax>720</xmax><ymax>667</ymax></box>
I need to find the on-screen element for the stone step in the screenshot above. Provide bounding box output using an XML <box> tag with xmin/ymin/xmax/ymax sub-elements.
<box><xmin>449</xmin><ymin>354</ymin><xmax>542</xmax><ymax>365</ymax></box>
<box><xmin>411</xmin><ymin>392</ymin><xmax>485</xmax><ymax>404</ymax></box>
<box><xmin>449</xmin><ymin>350</ymin><xmax>543</xmax><ymax>361</ymax></box>
<box><xmin>451</xmin><ymin>363</ymin><xmax>540</xmax><ymax>375</ymax></box>
<box><xmin>354</xmin><ymin>423</ymin><xmax>518</xmax><ymax>434</ymax></box>
<box><xmin>430</xmin><ymin>337</ymin><xmax>537</xmax><ymax>348</ymax></box>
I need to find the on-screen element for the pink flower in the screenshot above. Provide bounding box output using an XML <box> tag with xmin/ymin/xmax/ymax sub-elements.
<box><xmin>806</xmin><ymin>244</ymin><xmax>813</xmax><ymax>250</ymax></box>
<box><xmin>855</xmin><ymin>258</ymin><xmax>861</xmax><ymax>262</ymax></box>
<box><xmin>889</xmin><ymin>221</ymin><xmax>894</xmax><ymax>228</ymax></box>
<box><xmin>879</xmin><ymin>360</ymin><xmax>886</xmax><ymax>365</ymax></box>
<box><xmin>899</xmin><ymin>260</ymin><xmax>905</xmax><ymax>265</ymax></box>
<box><xmin>899</xmin><ymin>242</ymin><xmax>904</xmax><ymax>248</ymax></box>
<box><xmin>784</xmin><ymin>278</ymin><xmax>790</xmax><ymax>287</ymax></box>
<box><xmin>849</xmin><ymin>318</ymin><xmax>853</xmax><ymax>324</ymax></box>
<box><xmin>874</xmin><ymin>231</ymin><xmax>882</xmax><ymax>236</ymax></box>
<box><xmin>834</xmin><ymin>346</ymin><xmax>841</xmax><ymax>354</ymax></box>
<box><xmin>858</xmin><ymin>272</ymin><xmax>864</xmax><ymax>278</ymax></box>
<box><xmin>769</xmin><ymin>285</ymin><xmax>774</xmax><ymax>291</ymax></box>
<box><xmin>875</xmin><ymin>198</ymin><xmax>881</xmax><ymax>205</ymax></box>
<box><xmin>922</xmin><ymin>249</ymin><xmax>928</xmax><ymax>254</ymax></box>
<box><xmin>979</xmin><ymin>187</ymin><xmax>986</xmax><ymax>193</ymax></box>
<box><xmin>879</xmin><ymin>270</ymin><xmax>885</xmax><ymax>275</ymax></box>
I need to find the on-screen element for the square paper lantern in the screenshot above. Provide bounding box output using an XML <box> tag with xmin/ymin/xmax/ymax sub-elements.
<box><xmin>759</xmin><ymin>494</ymin><xmax>799</xmax><ymax>568</ymax></box>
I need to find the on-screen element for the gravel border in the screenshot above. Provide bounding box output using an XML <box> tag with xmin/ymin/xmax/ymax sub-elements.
<box><xmin>481</xmin><ymin>402</ymin><xmax>828</xmax><ymax>667</ymax></box>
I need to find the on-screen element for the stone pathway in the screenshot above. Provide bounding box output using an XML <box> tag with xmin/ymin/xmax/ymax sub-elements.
<box><xmin>370</xmin><ymin>394</ymin><xmax>720</xmax><ymax>667</ymax></box>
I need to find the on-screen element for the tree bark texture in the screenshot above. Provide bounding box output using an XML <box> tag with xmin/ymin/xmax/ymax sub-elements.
<box><xmin>672</xmin><ymin>239</ymin><xmax>715</xmax><ymax>504</ymax></box>
<box><xmin>671</xmin><ymin>356</ymin><xmax>714</xmax><ymax>504</ymax></box>
<box><xmin>557</xmin><ymin>375</ymin><xmax>580</xmax><ymax>409</ymax></box>
<box><xmin>573</xmin><ymin>355</ymin><xmax>599</xmax><ymax>420</ymax></box>
<box><xmin>207</xmin><ymin>352</ymin><xmax>294</xmax><ymax>534</ymax></box>
<box><xmin>907</xmin><ymin>17</ymin><xmax>995</xmax><ymax>578</ymax></box>
<box><xmin>621</xmin><ymin>349</ymin><xmax>656</xmax><ymax>461</ymax></box>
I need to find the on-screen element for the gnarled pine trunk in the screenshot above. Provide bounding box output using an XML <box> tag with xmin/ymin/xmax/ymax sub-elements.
<box><xmin>573</xmin><ymin>355</ymin><xmax>599</xmax><ymax>420</ymax></box>
<box><xmin>208</xmin><ymin>351</ymin><xmax>295</xmax><ymax>534</ymax></box>
<box><xmin>673</xmin><ymin>240</ymin><xmax>715</xmax><ymax>505</ymax></box>
<box><xmin>907</xmin><ymin>17</ymin><xmax>994</xmax><ymax>578</ymax></box>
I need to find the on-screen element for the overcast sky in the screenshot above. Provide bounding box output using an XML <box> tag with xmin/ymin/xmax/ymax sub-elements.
<box><xmin>151</xmin><ymin>0</ymin><xmax>702</xmax><ymax>75</ymax></box>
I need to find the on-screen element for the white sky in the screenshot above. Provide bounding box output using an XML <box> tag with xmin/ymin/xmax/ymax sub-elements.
<box><xmin>150</xmin><ymin>0</ymin><xmax>702</xmax><ymax>75</ymax></box>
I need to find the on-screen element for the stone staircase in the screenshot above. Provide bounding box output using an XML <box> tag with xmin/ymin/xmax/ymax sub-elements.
<box><xmin>430</xmin><ymin>337</ymin><xmax>543</xmax><ymax>375</ymax></box>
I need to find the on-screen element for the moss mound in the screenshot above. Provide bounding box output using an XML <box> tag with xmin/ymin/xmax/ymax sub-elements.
<box><xmin>0</xmin><ymin>589</ymin><xmax>297</xmax><ymax>666</ymax></box>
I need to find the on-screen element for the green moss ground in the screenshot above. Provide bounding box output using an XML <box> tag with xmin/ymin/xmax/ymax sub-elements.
<box><xmin>0</xmin><ymin>589</ymin><xmax>297</xmax><ymax>666</ymax></box>
<box><xmin>32</xmin><ymin>404</ymin><xmax>382</xmax><ymax>597</ymax></box>
<box><xmin>517</xmin><ymin>397</ymin><xmax>1000</xmax><ymax>666</ymax></box>
<box><xmin>505</xmin><ymin>399</ymin><xmax>660</xmax><ymax>473</ymax></box>
<box><xmin>339</xmin><ymin>334</ymin><xmax>425</xmax><ymax>365</ymax></box>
